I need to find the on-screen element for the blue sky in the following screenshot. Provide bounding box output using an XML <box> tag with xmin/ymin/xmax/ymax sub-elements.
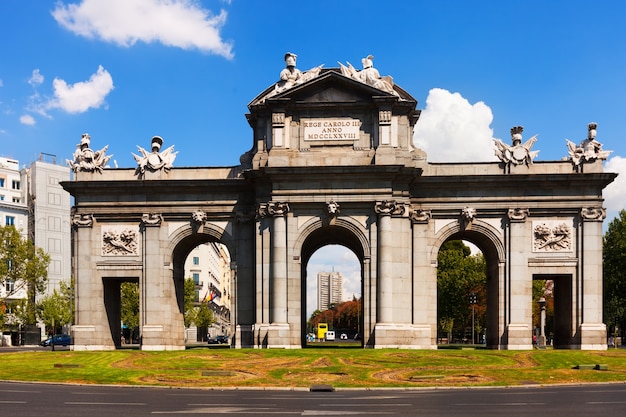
<box><xmin>2</xmin><ymin>1</ymin><xmax>626</xmax><ymax>314</ymax></box>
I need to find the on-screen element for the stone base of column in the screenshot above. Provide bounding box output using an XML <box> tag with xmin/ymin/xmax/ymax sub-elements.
<box><xmin>71</xmin><ymin>325</ymin><xmax>115</xmax><ymax>351</ymax></box>
<box><xmin>373</xmin><ymin>323</ymin><xmax>436</xmax><ymax>349</ymax></box>
<box><xmin>579</xmin><ymin>323</ymin><xmax>607</xmax><ymax>350</ymax></box>
<box><xmin>233</xmin><ymin>324</ymin><xmax>254</xmax><ymax>348</ymax></box>
<box><xmin>254</xmin><ymin>323</ymin><xmax>269</xmax><ymax>348</ymax></box>
<box><xmin>141</xmin><ymin>325</ymin><xmax>185</xmax><ymax>351</ymax></box>
<box><xmin>266</xmin><ymin>323</ymin><xmax>295</xmax><ymax>349</ymax></box>
<box><xmin>505</xmin><ymin>323</ymin><xmax>533</xmax><ymax>350</ymax></box>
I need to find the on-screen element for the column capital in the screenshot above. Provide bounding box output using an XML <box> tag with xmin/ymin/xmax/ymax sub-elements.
<box><xmin>72</xmin><ymin>213</ymin><xmax>94</xmax><ymax>228</ymax></box>
<box><xmin>375</xmin><ymin>200</ymin><xmax>405</xmax><ymax>216</ymax></box>
<box><xmin>257</xmin><ymin>201</ymin><xmax>290</xmax><ymax>218</ymax></box>
<box><xmin>141</xmin><ymin>212</ymin><xmax>163</xmax><ymax>227</ymax></box>
<box><xmin>508</xmin><ymin>208</ymin><xmax>529</xmax><ymax>222</ymax></box>
<box><xmin>581</xmin><ymin>207</ymin><xmax>606</xmax><ymax>221</ymax></box>
<box><xmin>410</xmin><ymin>208</ymin><xmax>431</xmax><ymax>224</ymax></box>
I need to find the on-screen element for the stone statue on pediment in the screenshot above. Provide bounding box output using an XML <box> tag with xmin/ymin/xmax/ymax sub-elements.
<box><xmin>132</xmin><ymin>136</ymin><xmax>178</xmax><ymax>175</ymax></box>
<box><xmin>566</xmin><ymin>123</ymin><xmax>612</xmax><ymax>166</ymax></box>
<box><xmin>338</xmin><ymin>55</ymin><xmax>396</xmax><ymax>95</ymax></box>
<box><xmin>273</xmin><ymin>52</ymin><xmax>324</xmax><ymax>95</ymax></box>
<box><xmin>494</xmin><ymin>126</ymin><xmax>539</xmax><ymax>166</ymax></box>
<box><xmin>67</xmin><ymin>133</ymin><xmax>112</xmax><ymax>173</ymax></box>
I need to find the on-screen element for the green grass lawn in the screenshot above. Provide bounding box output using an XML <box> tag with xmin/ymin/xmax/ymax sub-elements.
<box><xmin>1</xmin><ymin>348</ymin><xmax>625</xmax><ymax>389</ymax></box>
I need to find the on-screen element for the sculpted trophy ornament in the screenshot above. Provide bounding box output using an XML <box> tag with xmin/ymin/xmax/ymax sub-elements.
<box><xmin>133</xmin><ymin>136</ymin><xmax>178</xmax><ymax>175</ymax></box>
<box><xmin>493</xmin><ymin>126</ymin><xmax>539</xmax><ymax>166</ymax></box>
<box><xmin>67</xmin><ymin>133</ymin><xmax>112</xmax><ymax>173</ymax></box>
<box><xmin>566</xmin><ymin>123</ymin><xmax>612</xmax><ymax>166</ymax></box>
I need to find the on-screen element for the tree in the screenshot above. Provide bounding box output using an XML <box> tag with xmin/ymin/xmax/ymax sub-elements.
<box><xmin>603</xmin><ymin>209</ymin><xmax>626</xmax><ymax>340</ymax></box>
<box><xmin>194</xmin><ymin>303</ymin><xmax>214</xmax><ymax>329</ymax></box>
<box><xmin>307</xmin><ymin>299</ymin><xmax>361</xmax><ymax>335</ymax></box>
<box><xmin>120</xmin><ymin>282</ymin><xmax>139</xmax><ymax>330</ymax></box>
<box><xmin>0</xmin><ymin>225</ymin><xmax>50</xmax><ymax>326</ymax></box>
<box><xmin>183</xmin><ymin>277</ymin><xmax>197</xmax><ymax>327</ymax></box>
<box><xmin>37</xmin><ymin>289</ymin><xmax>72</xmax><ymax>335</ymax></box>
<box><xmin>437</xmin><ymin>240</ymin><xmax>486</xmax><ymax>342</ymax></box>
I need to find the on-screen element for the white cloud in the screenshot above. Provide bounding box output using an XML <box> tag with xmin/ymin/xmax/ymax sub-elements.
<box><xmin>28</xmin><ymin>69</ymin><xmax>44</xmax><ymax>87</ymax></box>
<box><xmin>52</xmin><ymin>0</ymin><xmax>234</xmax><ymax>58</ymax></box>
<box><xmin>413</xmin><ymin>88</ymin><xmax>499</xmax><ymax>162</ymax></box>
<box><xmin>19</xmin><ymin>114</ymin><xmax>36</xmax><ymax>125</ymax></box>
<box><xmin>603</xmin><ymin>156</ymin><xmax>626</xmax><ymax>222</ymax></box>
<box><xmin>47</xmin><ymin>65</ymin><xmax>114</xmax><ymax>114</ymax></box>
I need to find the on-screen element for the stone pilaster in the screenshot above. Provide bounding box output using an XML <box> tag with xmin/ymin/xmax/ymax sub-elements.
<box><xmin>70</xmin><ymin>214</ymin><xmax>115</xmax><ymax>350</ymax></box>
<box><xmin>140</xmin><ymin>213</ymin><xmax>185</xmax><ymax>350</ymax></box>
<box><xmin>579</xmin><ymin>207</ymin><xmax>607</xmax><ymax>350</ymax></box>
<box><xmin>506</xmin><ymin>208</ymin><xmax>532</xmax><ymax>349</ymax></box>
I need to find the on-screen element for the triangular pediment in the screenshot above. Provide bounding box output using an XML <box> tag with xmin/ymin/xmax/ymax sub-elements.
<box><xmin>248</xmin><ymin>69</ymin><xmax>416</xmax><ymax>109</ymax></box>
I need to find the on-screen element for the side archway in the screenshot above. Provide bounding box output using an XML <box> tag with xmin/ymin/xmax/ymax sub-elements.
<box><xmin>430</xmin><ymin>219</ymin><xmax>505</xmax><ymax>348</ymax></box>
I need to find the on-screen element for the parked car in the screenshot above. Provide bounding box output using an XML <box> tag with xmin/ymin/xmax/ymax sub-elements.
<box><xmin>41</xmin><ymin>334</ymin><xmax>71</xmax><ymax>347</ymax></box>
<box><xmin>207</xmin><ymin>335</ymin><xmax>229</xmax><ymax>345</ymax></box>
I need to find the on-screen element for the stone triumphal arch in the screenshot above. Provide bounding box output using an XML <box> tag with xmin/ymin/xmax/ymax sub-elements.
<box><xmin>63</xmin><ymin>54</ymin><xmax>616</xmax><ymax>350</ymax></box>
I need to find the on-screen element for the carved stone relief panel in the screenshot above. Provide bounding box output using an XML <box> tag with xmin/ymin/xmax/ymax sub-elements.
<box><xmin>532</xmin><ymin>220</ymin><xmax>573</xmax><ymax>252</ymax></box>
<box><xmin>101</xmin><ymin>225</ymin><xmax>139</xmax><ymax>256</ymax></box>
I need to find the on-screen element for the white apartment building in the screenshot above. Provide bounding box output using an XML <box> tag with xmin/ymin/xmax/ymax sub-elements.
<box><xmin>184</xmin><ymin>242</ymin><xmax>231</xmax><ymax>338</ymax></box>
<box><xmin>317</xmin><ymin>271</ymin><xmax>344</xmax><ymax>311</ymax></box>
<box><xmin>0</xmin><ymin>154</ymin><xmax>71</xmax><ymax>336</ymax></box>
<box><xmin>0</xmin><ymin>157</ymin><xmax>29</xmax><ymax>311</ymax></box>
<box><xmin>22</xmin><ymin>155</ymin><xmax>72</xmax><ymax>296</ymax></box>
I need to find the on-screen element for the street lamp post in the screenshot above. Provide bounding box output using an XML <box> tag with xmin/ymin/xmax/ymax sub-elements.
<box><xmin>537</xmin><ymin>297</ymin><xmax>546</xmax><ymax>348</ymax></box>
<box><xmin>469</xmin><ymin>293</ymin><xmax>477</xmax><ymax>345</ymax></box>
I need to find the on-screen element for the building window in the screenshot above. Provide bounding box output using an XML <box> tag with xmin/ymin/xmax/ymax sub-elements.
<box><xmin>0</xmin><ymin>195</ymin><xmax>4</xmax><ymax>201</ymax></box>
<box><xmin>48</xmin><ymin>216</ymin><xmax>61</xmax><ymax>231</ymax></box>
<box><xmin>11</xmin><ymin>180</ymin><xmax>20</xmax><ymax>190</ymax></box>
<box><xmin>5</xmin><ymin>279</ymin><xmax>14</xmax><ymax>294</ymax></box>
<box><xmin>193</xmin><ymin>273</ymin><xmax>200</xmax><ymax>285</ymax></box>
<box><xmin>48</xmin><ymin>192</ymin><xmax>61</xmax><ymax>205</ymax></box>
<box><xmin>5</xmin><ymin>216</ymin><xmax>15</xmax><ymax>226</ymax></box>
<box><xmin>12</xmin><ymin>197</ymin><xmax>20</xmax><ymax>203</ymax></box>
<box><xmin>0</xmin><ymin>178</ymin><xmax>4</xmax><ymax>187</ymax></box>
<box><xmin>193</xmin><ymin>256</ymin><xmax>199</xmax><ymax>265</ymax></box>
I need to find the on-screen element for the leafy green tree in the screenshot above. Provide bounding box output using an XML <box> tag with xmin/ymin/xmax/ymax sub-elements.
<box><xmin>194</xmin><ymin>303</ymin><xmax>214</xmax><ymax>329</ymax></box>
<box><xmin>37</xmin><ymin>288</ymin><xmax>73</xmax><ymax>335</ymax></box>
<box><xmin>603</xmin><ymin>209</ymin><xmax>626</xmax><ymax>339</ymax></box>
<box><xmin>437</xmin><ymin>240</ymin><xmax>486</xmax><ymax>342</ymax></box>
<box><xmin>0</xmin><ymin>225</ymin><xmax>50</xmax><ymax>325</ymax></box>
<box><xmin>183</xmin><ymin>277</ymin><xmax>198</xmax><ymax>327</ymax></box>
<box><xmin>120</xmin><ymin>282</ymin><xmax>139</xmax><ymax>330</ymax></box>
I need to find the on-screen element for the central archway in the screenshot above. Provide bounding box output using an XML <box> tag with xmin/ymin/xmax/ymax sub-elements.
<box><xmin>295</xmin><ymin>218</ymin><xmax>371</xmax><ymax>347</ymax></box>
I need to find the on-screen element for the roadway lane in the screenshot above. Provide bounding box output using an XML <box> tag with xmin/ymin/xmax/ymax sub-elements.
<box><xmin>1</xmin><ymin>381</ymin><xmax>625</xmax><ymax>416</ymax></box>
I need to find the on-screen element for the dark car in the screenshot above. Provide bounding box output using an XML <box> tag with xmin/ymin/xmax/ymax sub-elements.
<box><xmin>41</xmin><ymin>334</ymin><xmax>71</xmax><ymax>347</ymax></box>
<box><xmin>207</xmin><ymin>335</ymin><xmax>229</xmax><ymax>345</ymax></box>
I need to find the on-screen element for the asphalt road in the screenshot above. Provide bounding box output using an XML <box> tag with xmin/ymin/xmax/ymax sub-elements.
<box><xmin>1</xmin><ymin>381</ymin><xmax>626</xmax><ymax>416</ymax></box>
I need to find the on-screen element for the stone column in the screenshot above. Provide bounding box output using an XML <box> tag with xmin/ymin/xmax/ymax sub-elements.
<box><xmin>266</xmin><ymin>202</ymin><xmax>290</xmax><ymax>347</ymax></box>
<box><xmin>375</xmin><ymin>201</ymin><xmax>395</xmax><ymax>323</ymax></box>
<box><xmin>579</xmin><ymin>207</ymin><xmax>608</xmax><ymax>349</ymax></box>
<box><xmin>270</xmin><ymin>202</ymin><xmax>289</xmax><ymax>323</ymax></box>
